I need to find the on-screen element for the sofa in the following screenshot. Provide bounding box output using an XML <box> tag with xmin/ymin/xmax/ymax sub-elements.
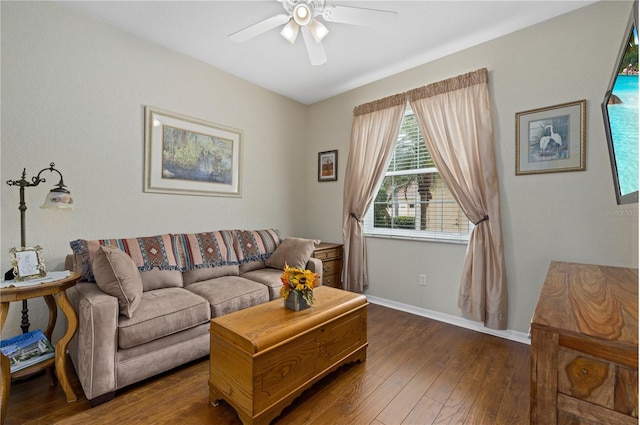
<box><xmin>64</xmin><ymin>229</ymin><xmax>322</xmax><ymax>406</ymax></box>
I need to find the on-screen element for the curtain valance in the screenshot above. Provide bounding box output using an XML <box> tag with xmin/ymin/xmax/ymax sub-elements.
<box><xmin>352</xmin><ymin>68</ymin><xmax>489</xmax><ymax>114</ymax></box>
<box><xmin>353</xmin><ymin>93</ymin><xmax>407</xmax><ymax>116</ymax></box>
<box><xmin>406</xmin><ymin>68</ymin><xmax>488</xmax><ymax>101</ymax></box>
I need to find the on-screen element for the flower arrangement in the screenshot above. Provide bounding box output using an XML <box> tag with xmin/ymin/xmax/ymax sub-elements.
<box><xmin>279</xmin><ymin>264</ymin><xmax>320</xmax><ymax>305</ymax></box>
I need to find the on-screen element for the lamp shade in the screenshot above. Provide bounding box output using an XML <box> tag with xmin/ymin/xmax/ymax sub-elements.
<box><xmin>280</xmin><ymin>19</ymin><xmax>300</xmax><ymax>44</ymax></box>
<box><xmin>308</xmin><ymin>19</ymin><xmax>329</xmax><ymax>43</ymax></box>
<box><xmin>41</xmin><ymin>187</ymin><xmax>74</xmax><ymax>209</ymax></box>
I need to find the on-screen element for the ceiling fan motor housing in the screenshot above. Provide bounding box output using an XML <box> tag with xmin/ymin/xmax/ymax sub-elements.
<box><xmin>289</xmin><ymin>0</ymin><xmax>326</xmax><ymax>26</ymax></box>
<box><xmin>293</xmin><ymin>4</ymin><xmax>312</xmax><ymax>25</ymax></box>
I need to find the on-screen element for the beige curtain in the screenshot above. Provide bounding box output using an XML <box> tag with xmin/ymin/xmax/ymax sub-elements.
<box><xmin>342</xmin><ymin>93</ymin><xmax>406</xmax><ymax>293</ymax></box>
<box><xmin>407</xmin><ymin>68</ymin><xmax>507</xmax><ymax>330</ymax></box>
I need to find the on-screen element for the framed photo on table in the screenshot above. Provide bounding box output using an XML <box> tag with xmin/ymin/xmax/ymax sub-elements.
<box><xmin>9</xmin><ymin>246</ymin><xmax>46</xmax><ymax>281</ymax></box>
<box><xmin>318</xmin><ymin>150</ymin><xmax>338</xmax><ymax>182</ymax></box>
<box><xmin>515</xmin><ymin>100</ymin><xmax>586</xmax><ymax>175</ymax></box>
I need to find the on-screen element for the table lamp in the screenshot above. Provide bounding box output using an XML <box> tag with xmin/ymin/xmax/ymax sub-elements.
<box><xmin>6</xmin><ymin>162</ymin><xmax>74</xmax><ymax>333</ymax></box>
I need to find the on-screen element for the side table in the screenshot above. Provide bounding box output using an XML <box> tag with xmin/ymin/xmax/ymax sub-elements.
<box><xmin>313</xmin><ymin>242</ymin><xmax>343</xmax><ymax>289</ymax></box>
<box><xmin>0</xmin><ymin>271</ymin><xmax>81</xmax><ymax>424</ymax></box>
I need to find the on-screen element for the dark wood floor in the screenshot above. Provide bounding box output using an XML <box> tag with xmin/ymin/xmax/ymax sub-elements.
<box><xmin>4</xmin><ymin>304</ymin><xmax>530</xmax><ymax>424</ymax></box>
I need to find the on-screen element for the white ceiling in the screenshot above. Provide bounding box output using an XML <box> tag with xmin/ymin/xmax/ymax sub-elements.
<box><xmin>59</xmin><ymin>0</ymin><xmax>596</xmax><ymax>105</ymax></box>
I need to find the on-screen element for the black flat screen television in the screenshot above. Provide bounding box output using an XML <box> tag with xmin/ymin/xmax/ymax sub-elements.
<box><xmin>602</xmin><ymin>1</ymin><xmax>639</xmax><ymax>205</ymax></box>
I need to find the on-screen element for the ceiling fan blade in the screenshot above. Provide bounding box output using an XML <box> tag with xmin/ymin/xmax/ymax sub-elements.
<box><xmin>322</xmin><ymin>5</ymin><xmax>397</xmax><ymax>28</ymax></box>
<box><xmin>228</xmin><ymin>14</ymin><xmax>291</xmax><ymax>43</ymax></box>
<box><xmin>301</xmin><ymin>26</ymin><xmax>326</xmax><ymax>66</ymax></box>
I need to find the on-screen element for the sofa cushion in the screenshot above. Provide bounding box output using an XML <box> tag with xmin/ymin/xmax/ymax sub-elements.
<box><xmin>265</xmin><ymin>237</ymin><xmax>320</xmax><ymax>270</ymax></box>
<box><xmin>239</xmin><ymin>260</ymin><xmax>266</xmax><ymax>274</ymax></box>
<box><xmin>240</xmin><ymin>267</ymin><xmax>283</xmax><ymax>300</ymax></box>
<box><xmin>93</xmin><ymin>245</ymin><xmax>143</xmax><ymax>318</ymax></box>
<box><xmin>116</xmin><ymin>324</ymin><xmax>210</xmax><ymax>390</ymax></box>
<box><xmin>118</xmin><ymin>287</ymin><xmax>211</xmax><ymax>349</ymax></box>
<box><xmin>140</xmin><ymin>269</ymin><xmax>183</xmax><ymax>291</ymax></box>
<box><xmin>183</xmin><ymin>265</ymin><xmax>239</xmax><ymax>286</ymax></box>
<box><xmin>185</xmin><ymin>276</ymin><xmax>269</xmax><ymax>318</ymax></box>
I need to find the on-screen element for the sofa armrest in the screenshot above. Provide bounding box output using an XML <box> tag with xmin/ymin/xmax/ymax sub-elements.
<box><xmin>305</xmin><ymin>257</ymin><xmax>323</xmax><ymax>286</ymax></box>
<box><xmin>65</xmin><ymin>253</ymin><xmax>80</xmax><ymax>274</ymax></box>
<box><xmin>67</xmin><ymin>282</ymin><xmax>119</xmax><ymax>401</ymax></box>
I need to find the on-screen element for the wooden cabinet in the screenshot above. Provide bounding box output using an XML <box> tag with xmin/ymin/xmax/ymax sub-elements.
<box><xmin>313</xmin><ymin>242</ymin><xmax>343</xmax><ymax>289</ymax></box>
<box><xmin>209</xmin><ymin>286</ymin><xmax>368</xmax><ymax>425</ymax></box>
<box><xmin>530</xmin><ymin>261</ymin><xmax>638</xmax><ymax>425</ymax></box>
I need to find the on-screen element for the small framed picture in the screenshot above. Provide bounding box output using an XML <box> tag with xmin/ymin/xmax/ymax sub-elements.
<box><xmin>9</xmin><ymin>246</ymin><xmax>46</xmax><ymax>281</ymax></box>
<box><xmin>318</xmin><ymin>150</ymin><xmax>338</xmax><ymax>182</ymax></box>
<box><xmin>515</xmin><ymin>100</ymin><xmax>586</xmax><ymax>175</ymax></box>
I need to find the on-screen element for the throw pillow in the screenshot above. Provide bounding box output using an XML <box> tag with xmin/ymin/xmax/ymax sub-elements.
<box><xmin>265</xmin><ymin>237</ymin><xmax>320</xmax><ymax>270</ymax></box>
<box><xmin>93</xmin><ymin>245</ymin><xmax>143</xmax><ymax>318</ymax></box>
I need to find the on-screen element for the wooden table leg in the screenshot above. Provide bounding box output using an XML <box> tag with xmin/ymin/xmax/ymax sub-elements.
<box><xmin>1</xmin><ymin>302</ymin><xmax>11</xmax><ymax>424</ymax></box>
<box><xmin>43</xmin><ymin>295</ymin><xmax>57</xmax><ymax>341</ymax></box>
<box><xmin>43</xmin><ymin>295</ymin><xmax>58</xmax><ymax>387</ymax></box>
<box><xmin>53</xmin><ymin>291</ymin><xmax>78</xmax><ymax>402</ymax></box>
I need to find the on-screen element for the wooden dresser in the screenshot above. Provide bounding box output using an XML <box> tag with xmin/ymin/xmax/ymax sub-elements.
<box><xmin>530</xmin><ymin>261</ymin><xmax>638</xmax><ymax>425</ymax></box>
<box><xmin>313</xmin><ymin>242</ymin><xmax>343</xmax><ymax>289</ymax></box>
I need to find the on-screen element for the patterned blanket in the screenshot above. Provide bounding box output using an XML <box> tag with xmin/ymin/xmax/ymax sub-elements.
<box><xmin>233</xmin><ymin>229</ymin><xmax>282</xmax><ymax>263</ymax></box>
<box><xmin>70</xmin><ymin>229</ymin><xmax>282</xmax><ymax>281</ymax></box>
<box><xmin>70</xmin><ymin>234</ymin><xmax>180</xmax><ymax>281</ymax></box>
<box><xmin>174</xmin><ymin>230</ymin><xmax>237</xmax><ymax>270</ymax></box>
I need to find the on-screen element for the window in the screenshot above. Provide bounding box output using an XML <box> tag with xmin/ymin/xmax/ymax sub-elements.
<box><xmin>364</xmin><ymin>106</ymin><xmax>472</xmax><ymax>242</ymax></box>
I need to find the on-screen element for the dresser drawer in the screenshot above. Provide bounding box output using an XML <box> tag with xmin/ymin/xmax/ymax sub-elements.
<box><xmin>322</xmin><ymin>274</ymin><xmax>340</xmax><ymax>288</ymax></box>
<box><xmin>314</xmin><ymin>247</ymin><xmax>342</xmax><ymax>261</ymax></box>
<box><xmin>558</xmin><ymin>348</ymin><xmax>638</xmax><ymax>417</ymax></box>
<box><xmin>322</xmin><ymin>259</ymin><xmax>341</xmax><ymax>275</ymax></box>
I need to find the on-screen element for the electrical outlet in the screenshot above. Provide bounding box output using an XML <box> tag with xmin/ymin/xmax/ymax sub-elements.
<box><xmin>419</xmin><ymin>274</ymin><xmax>427</xmax><ymax>286</ymax></box>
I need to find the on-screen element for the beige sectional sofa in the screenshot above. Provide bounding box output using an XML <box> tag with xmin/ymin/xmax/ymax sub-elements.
<box><xmin>64</xmin><ymin>229</ymin><xmax>321</xmax><ymax>406</ymax></box>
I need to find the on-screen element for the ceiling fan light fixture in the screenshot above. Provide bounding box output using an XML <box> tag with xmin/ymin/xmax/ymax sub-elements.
<box><xmin>280</xmin><ymin>19</ymin><xmax>300</xmax><ymax>43</ymax></box>
<box><xmin>293</xmin><ymin>3</ymin><xmax>312</xmax><ymax>26</ymax></box>
<box><xmin>308</xmin><ymin>19</ymin><xmax>329</xmax><ymax>43</ymax></box>
<box><xmin>227</xmin><ymin>0</ymin><xmax>398</xmax><ymax>66</ymax></box>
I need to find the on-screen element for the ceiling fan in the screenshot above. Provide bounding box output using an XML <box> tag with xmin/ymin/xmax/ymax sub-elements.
<box><xmin>228</xmin><ymin>0</ymin><xmax>397</xmax><ymax>66</ymax></box>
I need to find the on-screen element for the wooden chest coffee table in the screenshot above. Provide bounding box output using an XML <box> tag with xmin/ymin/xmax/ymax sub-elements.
<box><xmin>209</xmin><ymin>286</ymin><xmax>368</xmax><ymax>425</ymax></box>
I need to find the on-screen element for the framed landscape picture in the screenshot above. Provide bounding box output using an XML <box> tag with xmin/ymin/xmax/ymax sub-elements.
<box><xmin>144</xmin><ymin>106</ymin><xmax>242</xmax><ymax>197</ymax></box>
<box><xmin>515</xmin><ymin>100</ymin><xmax>586</xmax><ymax>175</ymax></box>
<box><xmin>318</xmin><ymin>150</ymin><xmax>338</xmax><ymax>182</ymax></box>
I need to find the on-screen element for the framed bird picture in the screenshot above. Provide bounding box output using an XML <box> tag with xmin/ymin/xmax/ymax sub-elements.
<box><xmin>515</xmin><ymin>100</ymin><xmax>586</xmax><ymax>175</ymax></box>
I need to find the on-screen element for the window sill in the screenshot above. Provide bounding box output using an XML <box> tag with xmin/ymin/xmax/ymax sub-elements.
<box><xmin>364</xmin><ymin>233</ymin><xmax>469</xmax><ymax>245</ymax></box>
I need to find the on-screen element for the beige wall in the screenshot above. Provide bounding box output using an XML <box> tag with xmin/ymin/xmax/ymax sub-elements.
<box><xmin>306</xmin><ymin>0</ymin><xmax>638</xmax><ymax>333</ymax></box>
<box><xmin>0</xmin><ymin>1</ymin><xmax>310</xmax><ymax>338</ymax></box>
<box><xmin>1</xmin><ymin>1</ymin><xmax>638</xmax><ymax>340</ymax></box>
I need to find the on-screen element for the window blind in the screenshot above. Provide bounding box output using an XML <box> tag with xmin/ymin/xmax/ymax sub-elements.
<box><xmin>365</xmin><ymin>107</ymin><xmax>472</xmax><ymax>243</ymax></box>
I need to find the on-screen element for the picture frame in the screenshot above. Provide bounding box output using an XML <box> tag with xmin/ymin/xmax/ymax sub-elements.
<box><xmin>144</xmin><ymin>106</ymin><xmax>242</xmax><ymax>197</ymax></box>
<box><xmin>9</xmin><ymin>246</ymin><xmax>46</xmax><ymax>281</ymax></box>
<box><xmin>318</xmin><ymin>150</ymin><xmax>338</xmax><ymax>182</ymax></box>
<box><xmin>515</xmin><ymin>99</ymin><xmax>586</xmax><ymax>175</ymax></box>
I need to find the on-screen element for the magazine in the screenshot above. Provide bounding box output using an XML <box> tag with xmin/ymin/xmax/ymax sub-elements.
<box><xmin>0</xmin><ymin>329</ymin><xmax>55</xmax><ymax>373</ymax></box>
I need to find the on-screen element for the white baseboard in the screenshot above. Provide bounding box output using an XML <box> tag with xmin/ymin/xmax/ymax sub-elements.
<box><xmin>365</xmin><ymin>295</ymin><xmax>531</xmax><ymax>345</ymax></box>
